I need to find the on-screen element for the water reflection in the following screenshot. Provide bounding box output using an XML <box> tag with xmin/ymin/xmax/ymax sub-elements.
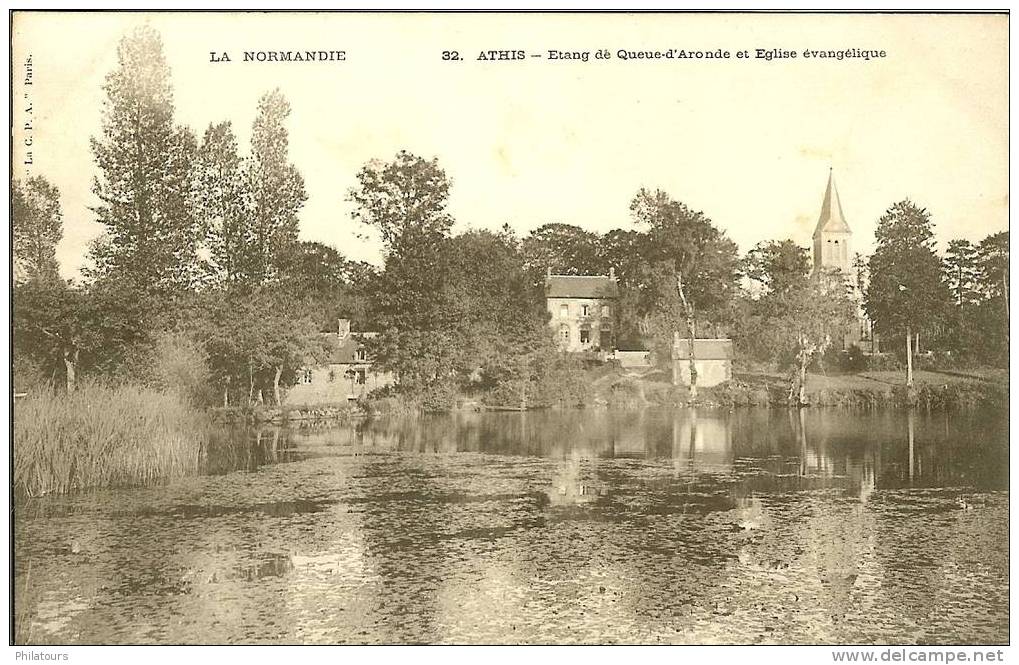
<box><xmin>14</xmin><ymin>407</ymin><xmax>1008</xmax><ymax>645</ymax></box>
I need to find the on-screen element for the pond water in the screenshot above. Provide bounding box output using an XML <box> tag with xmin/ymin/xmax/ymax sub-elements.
<box><xmin>13</xmin><ymin>408</ymin><xmax>1009</xmax><ymax>645</ymax></box>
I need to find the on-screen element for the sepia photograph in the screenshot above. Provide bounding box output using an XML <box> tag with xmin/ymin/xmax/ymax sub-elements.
<box><xmin>7</xmin><ymin>8</ymin><xmax>1010</xmax><ymax>654</ymax></box>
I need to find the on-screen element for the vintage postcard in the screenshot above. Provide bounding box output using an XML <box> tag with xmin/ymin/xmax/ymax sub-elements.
<box><xmin>8</xmin><ymin>9</ymin><xmax>1009</xmax><ymax>655</ymax></box>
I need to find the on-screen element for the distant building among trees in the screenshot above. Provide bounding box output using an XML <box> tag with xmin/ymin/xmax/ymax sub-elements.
<box><xmin>286</xmin><ymin>319</ymin><xmax>395</xmax><ymax>405</ymax></box>
<box><xmin>545</xmin><ymin>269</ymin><xmax>619</xmax><ymax>353</ymax></box>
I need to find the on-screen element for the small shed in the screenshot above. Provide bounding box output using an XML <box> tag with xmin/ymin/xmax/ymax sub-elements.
<box><xmin>672</xmin><ymin>336</ymin><xmax>734</xmax><ymax>387</ymax></box>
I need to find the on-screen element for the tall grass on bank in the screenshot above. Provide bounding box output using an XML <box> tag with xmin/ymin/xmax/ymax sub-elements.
<box><xmin>14</xmin><ymin>383</ymin><xmax>208</xmax><ymax>497</ymax></box>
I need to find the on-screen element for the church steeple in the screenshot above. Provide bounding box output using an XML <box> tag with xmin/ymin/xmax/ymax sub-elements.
<box><xmin>814</xmin><ymin>169</ymin><xmax>851</xmax><ymax>236</ymax></box>
<box><xmin>812</xmin><ymin>169</ymin><xmax>852</xmax><ymax>274</ymax></box>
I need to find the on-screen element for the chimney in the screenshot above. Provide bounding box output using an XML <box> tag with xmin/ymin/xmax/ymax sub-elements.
<box><xmin>546</xmin><ymin>266</ymin><xmax>553</xmax><ymax>279</ymax></box>
<box><xmin>338</xmin><ymin>319</ymin><xmax>350</xmax><ymax>339</ymax></box>
<box><xmin>609</xmin><ymin>267</ymin><xmax>616</xmax><ymax>281</ymax></box>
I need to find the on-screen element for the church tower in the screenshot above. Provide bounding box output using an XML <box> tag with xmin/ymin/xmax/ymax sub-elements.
<box><xmin>812</xmin><ymin>169</ymin><xmax>852</xmax><ymax>275</ymax></box>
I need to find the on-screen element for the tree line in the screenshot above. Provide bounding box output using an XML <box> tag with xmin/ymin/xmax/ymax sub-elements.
<box><xmin>12</xmin><ymin>26</ymin><xmax>1009</xmax><ymax>408</ymax></box>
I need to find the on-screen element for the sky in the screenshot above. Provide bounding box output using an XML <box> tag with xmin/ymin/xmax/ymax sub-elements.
<box><xmin>11</xmin><ymin>12</ymin><xmax>1009</xmax><ymax>280</ymax></box>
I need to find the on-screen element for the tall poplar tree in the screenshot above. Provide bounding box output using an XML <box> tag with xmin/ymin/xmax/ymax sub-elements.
<box><xmin>243</xmin><ymin>89</ymin><xmax>307</xmax><ymax>284</ymax></box>
<box><xmin>196</xmin><ymin>121</ymin><xmax>249</xmax><ymax>285</ymax></box>
<box><xmin>88</xmin><ymin>26</ymin><xmax>201</xmax><ymax>293</ymax></box>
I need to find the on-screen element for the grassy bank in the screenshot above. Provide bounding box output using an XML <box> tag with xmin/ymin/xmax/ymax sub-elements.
<box><xmin>358</xmin><ymin>363</ymin><xmax>1007</xmax><ymax>415</ymax></box>
<box><xmin>14</xmin><ymin>384</ymin><xmax>208</xmax><ymax>497</ymax></box>
<box><xmin>699</xmin><ymin>369</ymin><xmax>1008</xmax><ymax>410</ymax></box>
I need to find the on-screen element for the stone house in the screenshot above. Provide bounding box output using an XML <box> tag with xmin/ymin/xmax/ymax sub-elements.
<box><xmin>285</xmin><ymin>319</ymin><xmax>395</xmax><ymax>405</ymax></box>
<box><xmin>545</xmin><ymin>269</ymin><xmax>619</xmax><ymax>352</ymax></box>
<box><xmin>672</xmin><ymin>335</ymin><xmax>734</xmax><ymax>387</ymax></box>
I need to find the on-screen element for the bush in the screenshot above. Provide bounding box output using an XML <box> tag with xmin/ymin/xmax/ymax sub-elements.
<box><xmin>115</xmin><ymin>331</ymin><xmax>217</xmax><ymax>407</ymax></box>
<box><xmin>14</xmin><ymin>382</ymin><xmax>208</xmax><ymax>497</ymax></box>
<box><xmin>864</xmin><ymin>353</ymin><xmax>903</xmax><ymax>372</ymax></box>
<box><xmin>714</xmin><ymin>380</ymin><xmax>771</xmax><ymax>407</ymax></box>
<box><xmin>607</xmin><ymin>376</ymin><xmax>645</xmax><ymax>407</ymax></box>
<box><xmin>844</xmin><ymin>345</ymin><xmax>867</xmax><ymax>372</ymax></box>
<box><xmin>811</xmin><ymin>387</ymin><xmax>890</xmax><ymax>409</ymax></box>
<box><xmin>359</xmin><ymin>385</ymin><xmax>421</xmax><ymax>416</ymax></box>
<box><xmin>481</xmin><ymin>379</ymin><xmax>529</xmax><ymax>409</ymax></box>
<box><xmin>359</xmin><ymin>378</ymin><xmax>460</xmax><ymax>415</ymax></box>
<box><xmin>913</xmin><ymin>351</ymin><xmax>961</xmax><ymax>372</ymax></box>
<box><xmin>892</xmin><ymin>381</ymin><xmax>1007</xmax><ymax>411</ymax></box>
<box><xmin>420</xmin><ymin>377</ymin><xmax>459</xmax><ymax>413</ymax></box>
<box><xmin>13</xmin><ymin>354</ymin><xmax>49</xmax><ymax>395</ymax></box>
<box><xmin>530</xmin><ymin>362</ymin><xmax>590</xmax><ymax>408</ymax></box>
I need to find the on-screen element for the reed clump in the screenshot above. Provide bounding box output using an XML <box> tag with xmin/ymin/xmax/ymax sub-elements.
<box><xmin>14</xmin><ymin>383</ymin><xmax>208</xmax><ymax>497</ymax></box>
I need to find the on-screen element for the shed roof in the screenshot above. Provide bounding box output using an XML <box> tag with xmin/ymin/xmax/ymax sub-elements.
<box><xmin>545</xmin><ymin>275</ymin><xmax>619</xmax><ymax>299</ymax></box>
<box><xmin>672</xmin><ymin>338</ymin><xmax>734</xmax><ymax>361</ymax></box>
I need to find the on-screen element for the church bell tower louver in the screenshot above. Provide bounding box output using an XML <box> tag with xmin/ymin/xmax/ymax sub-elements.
<box><xmin>812</xmin><ymin>169</ymin><xmax>852</xmax><ymax>276</ymax></box>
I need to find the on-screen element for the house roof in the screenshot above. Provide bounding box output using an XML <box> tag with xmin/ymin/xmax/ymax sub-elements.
<box><xmin>813</xmin><ymin>170</ymin><xmax>851</xmax><ymax>236</ymax></box>
<box><xmin>317</xmin><ymin>332</ymin><xmax>376</xmax><ymax>364</ymax></box>
<box><xmin>672</xmin><ymin>338</ymin><xmax>734</xmax><ymax>361</ymax></box>
<box><xmin>545</xmin><ymin>274</ymin><xmax>619</xmax><ymax>299</ymax></box>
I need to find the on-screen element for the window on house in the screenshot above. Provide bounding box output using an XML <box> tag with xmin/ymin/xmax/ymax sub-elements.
<box><xmin>355</xmin><ymin>348</ymin><xmax>367</xmax><ymax>362</ymax></box>
<box><xmin>559</xmin><ymin>304</ymin><xmax>569</xmax><ymax>319</ymax></box>
<box><xmin>301</xmin><ymin>369</ymin><xmax>313</xmax><ymax>384</ymax></box>
<box><xmin>601</xmin><ymin>305</ymin><xmax>610</xmax><ymax>318</ymax></box>
<box><xmin>580</xmin><ymin>328</ymin><xmax>591</xmax><ymax>345</ymax></box>
<box><xmin>355</xmin><ymin>369</ymin><xmax>367</xmax><ymax>385</ymax></box>
<box><xmin>581</xmin><ymin>304</ymin><xmax>590</xmax><ymax>317</ymax></box>
<box><xmin>558</xmin><ymin>324</ymin><xmax>570</xmax><ymax>345</ymax></box>
<box><xmin>600</xmin><ymin>329</ymin><xmax>612</xmax><ymax>349</ymax></box>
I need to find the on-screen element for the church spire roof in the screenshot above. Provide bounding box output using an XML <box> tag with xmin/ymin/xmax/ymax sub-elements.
<box><xmin>814</xmin><ymin>169</ymin><xmax>851</xmax><ymax>236</ymax></box>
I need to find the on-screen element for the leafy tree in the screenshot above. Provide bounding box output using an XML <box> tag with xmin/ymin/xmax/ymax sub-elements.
<box><xmin>939</xmin><ymin>239</ymin><xmax>981</xmax><ymax>361</ymax></box>
<box><xmin>973</xmin><ymin>231</ymin><xmax>1009</xmax><ymax>364</ymax></box>
<box><xmin>13</xmin><ymin>279</ymin><xmax>86</xmax><ymax>392</ymax></box>
<box><xmin>865</xmin><ymin>200</ymin><xmax>952</xmax><ymax>386</ymax></box>
<box><xmin>944</xmin><ymin>239</ymin><xmax>980</xmax><ymax>307</ymax></box>
<box><xmin>278</xmin><ymin>240</ymin><xmax>350</xmax><ymax>295</ymax></box>
<box><xmin>975</xmin><ymin>231</ymin><xmax>1009</xmax><ymax>306</ymax></box>
<box><xmin>521</xmin><ymin>222</ymin><xmax>604</xmax><ymax>282</ymax></box>
<box><xmin>349</xmin><ymin>151</ymin><xmax>458</xmax><ymax>387</ymax></box>
<box><xmin>12</xmin><ymin>273</ymin><xmax>158</xmax><ymax>392</ymax></box>
<box><xmin>242</xmin><ymin>89</ymin><xmax>307</xmax><ymax>284</ymax></box>
<box><xmin>782</xmin><ymin>277</ymin><xmax>856</xmax><ymax>403</ymax></box>
<box><xmin>277</xmin><ymin>240</ymin><xmax>368</xmax><ymax>331</ymax></box>
<box><xmin>742</xmin><ymin>239</ymin><xmax>810</xmax><ymax>298</ymax></box>
<box><xmin>13</xmin><ymin>176</ymin><xmax>63</xmax><ymax>283</ymax></box>
<box><xmin>189</xmin><ymin>289</ymin><xmax>323</xmax><ymax>406</ymax></box>
<box><xmin>88</xmin><ymin>26</ymin><xmax>201</xmax><ymax>293</ymax></box>
<box><xmin>442</xmin><ymin>229</ymin><xmax>549</xmax><ymax>380</ymax></box>
<box><xmin>196</xmin><ymin>121</ymin><xmax>249</xmax><ymax>285</ymax></box>
<box><xmin>364</xmin><ymin>229</ymin><xmax>547</xmax><ymax>390</ymax></box>
<box><xmin>628</xmin><ymin>188</ymin><xmax>740</xmax><ymax>397</ymax></box>
<box><xmin>350</xmin><ymin>154</ymin><xmax>550</xmax><ymax>400</ymax></box>
<box><xmin>851</xmin><ymin>252</ymin><xmax>869</xmax><ymax>295</ymax></box>
<box><xmin>349</xmin><ymin>150</ymin><xmax>453</xmax><ymax>254</ymax></box>
<box><xmin>599</xmin><ymin>228</ymin><xmax>644</xmax><ymax>282</ymax></box>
